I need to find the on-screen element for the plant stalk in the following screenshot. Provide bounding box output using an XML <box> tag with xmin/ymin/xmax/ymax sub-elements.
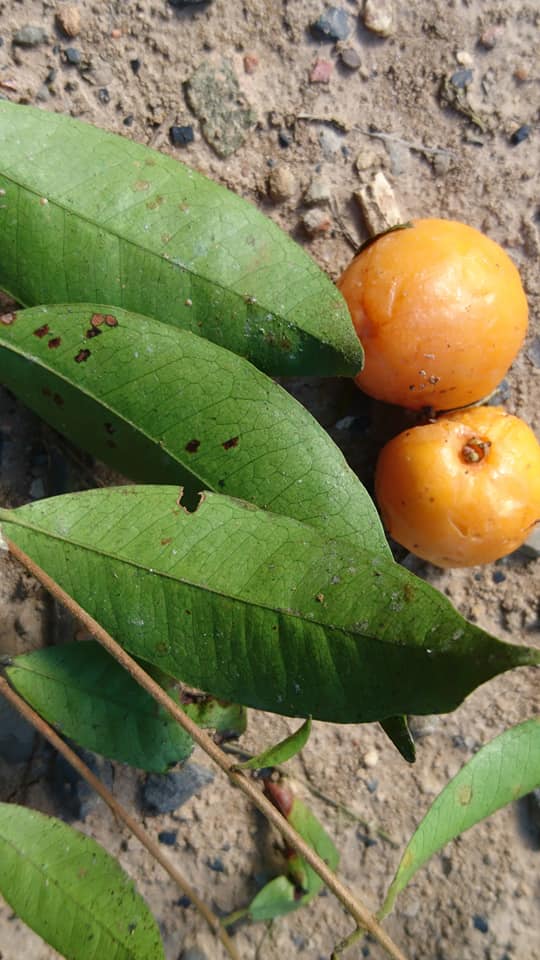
<box><xmin>6</xmin><ymin>538</ymin><xmax>408</xmax><ymax>960</ymax></box>
<box><xmin>0</xmin><ymin>675</ymin><xmax>240</xmax><ymax>960</ymax></box>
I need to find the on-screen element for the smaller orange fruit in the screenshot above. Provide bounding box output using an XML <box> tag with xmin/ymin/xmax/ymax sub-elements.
<box><xmin>374</xmin><ymin>406</ymin><xmax>540</xmax><ymax>567</ymax></box>
<box><xmin>337</xmin><ymin>219</ymin><xmax>528</xmax><ymax>410</ymax></box>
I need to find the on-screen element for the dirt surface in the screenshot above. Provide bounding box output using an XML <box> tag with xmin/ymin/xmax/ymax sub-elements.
<box><xmin>0</xmin><ymin>2</ymin><xmax>539</xmax><ymax>959</ymax></box>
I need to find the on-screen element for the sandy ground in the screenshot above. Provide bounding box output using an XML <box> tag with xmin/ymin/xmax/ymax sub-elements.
<box><xmin>0</xmin><ymin>1</ymin><xmax>539</xmax><ymax>959</ymax></box>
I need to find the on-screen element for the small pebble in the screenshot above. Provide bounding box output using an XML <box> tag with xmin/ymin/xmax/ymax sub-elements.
<box><xmin>267</xmin><ymin>165</ymin><xmax>296</xmax><ymax>202</ymax></box>
<box><xmin>304</xmin><ymin>176</ymin><xmax>331</xmax><ymax>207</ymax></box>
<box><xmin>527</xmin><ymin>337</ymin><xmax>540</xmax><ymax>367</ymax></box>
<box><xmin>310</xmin><ymin>58</ymin><xmax>333</xmax><ymax>83</ymax></box>
<box><xmin>510</xmin><ymin>124</ymin><xmax>530</xmax><ymax>146</ymax></box>
<box><xmin>473</xmin><ymin>915</ymin><xmax>489</xmax><ymax>934</ymax></box>
<box><xmin>492</xmin><ymin>569</ymin><xmax>506</xmax><ymax>584</ymax></box>
<box><xmin>141</xmin><ymin>764</ymin><xmax>214</xmax><ymax>814</ymax></box>
<box><xmin>123</xmin><ymin>114</ymin><xmax>134</xmax><ymax>127</ymax></box>
<box><xmin>302</xmin><ymin>208</ymin><xmax>332</xmax><ymax>237</ymax></box>
<box><xmin>339</xmin><ymin>46</ymin><xmax>361</xmax><ymax>70</ymax></box>
<box><xmin>64</xmin><ymin>47</ymin><xmax>82</xmax><ymax>65</ymax></box>
<box><xmin>130</xmin><ymin>57</ymin><xmax>141</xmax><ymax>75</ymax></box>
<box><xmin>362</xmin><ymin>0</ymin><xmax>394</xmax><ymax>38</ymax></box>
<box><xmin>55</xmin><ymin>5</ymin><xmax>81</xmax><ymax>38</ymax></box>
<box><xmin>366</xmin><ymin>778</ymin><xmax>378</xmax><ymax>794</ymax></box>
<box><xmin>278</xmin><ymin>129</ymin><xmax>292</xmax><ymax>148</ymax></box>
<box><xmin>158</xmin><ymin>830</ymin><xmax>178</xmax><ymax>846</ymax></box>
<box><xmin>456</xmin><ymin>50</ymin><xmax>474</xmax><ymax>67</ymax></box>
<box><xmin>170</xmin><ymin>124</ymin><xmax>195</xmax><ymax>146</ymax></box>
<box><xmin>207</xmin><ymin>856</ymin><xmax>225</xmax><ymax>872</ymax></box>
<box><xmin>98</xmin><ymin>87</ymin><xmax>110</xmax><ymax>104</ymax></box>
<box><xmin>478</xmin><ymin>25</ymin><xmax>502</xmax><ymax>50</ymax></box>
<box><xmin>450</xmin><ymin>68</ymin><xmax>473</xmax><ymax>88</ymax></box>
<box><xmin>362</xmin><ymin>747</ymin><xmax>379</xmax><ymax>768</ymax></box>
<box><xmin>243</xmin><ymin>54</ymin><xmax>258</xmax><ymax>74</ymax></box>
<box><xmin>13</xmin><ymin>25</ymin><xmax>49</xmax><ymax>47</ymax></box>
<box><xmin>513</xmin><ymin>66</ymin><xmax>529</xmax><ymax>83</ymax></box>
<box><xmin>355</xmin><ymin>148</ymin><xmax>379</xmax><ymax>172</ymax></box>
<box><xmin>311</xmin><ymin>7</ymin><xmax>352</xmax><ymax>42</ymax></box>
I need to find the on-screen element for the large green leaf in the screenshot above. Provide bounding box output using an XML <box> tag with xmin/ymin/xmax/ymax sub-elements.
<box><xmin>6</xmin><ymin>643</ymin><xmax>193</xmax><ymax>773</ymax></box>
<box><xmin>380</xmin><ymin>718</ymin><xmax>540</xmax><ymax>917</ymax></box>
<box><xmin>1</xmin><ymin>488</ymin><xmax>537</xmax><ymax>723</ymax></box>
<box><xmin>0</xmin><ymin>101</ymin><xmax>362</xmax><ymax>377</ymax></box>
<box><xmin>0</xmin><ymin>803</ymin><xmax>165</xmax><ymax>960</ymax></box>
<box><xmin>0</xmin><ymin>302</ymin><xmax>387</xmax><ymax>553</ymax></box>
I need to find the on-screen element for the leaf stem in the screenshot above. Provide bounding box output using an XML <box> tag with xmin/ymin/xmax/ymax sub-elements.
<box><xmin>6</xmin><ymin>538</ymin><xmax>409</xmax><ymax>960</ymax></box>
<box><xmin>0</xmin><ymin>674</ymin><xmax>239</xmax><ymax>960</ymax></box>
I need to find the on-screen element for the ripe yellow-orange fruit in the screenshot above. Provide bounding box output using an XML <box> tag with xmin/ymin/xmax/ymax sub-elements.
<box><xmin>374</xmin><ymin>406</ymin><xmax>540</xmax><ymax>567</ymax></box>
<box><xmin>338</xmin><ymin>219</ymin><xmax>528</xmax><ymax>410</ymax></box>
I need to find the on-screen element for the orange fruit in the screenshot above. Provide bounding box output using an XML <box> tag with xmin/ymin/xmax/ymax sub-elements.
<box><xmin>374</xmin><ymin>406</ymin><xmax>540</xmax><ymax>567</ymax></box>
<box><xmin>337</xmin><ymin>219</ymin><xmax>528</xmax><ymax>410</ymax></box>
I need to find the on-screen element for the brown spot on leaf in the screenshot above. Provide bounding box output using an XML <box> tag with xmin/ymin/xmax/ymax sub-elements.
<box><xmin>104</xmin><ymin>423</ymin><xmax>115</xmax><ymax>434</ymax></box>
<box><xmin>222</xmin><ymin>436</ymin><xmax>239</xmax><ymax>450</ymax></box>
<box><xmin>104</xmin><ymin>314</ymin><xmax>118</xmax><ymax>327</ymax></box>
<box><xmin>160</xmin><ymin>537</ymin><xmax>172</xmax><ymax>546</ymax></box>
<box><xmin>90</xmin><ymin>313</ymin><xmax>105</xmax><ymax>327</ymax></box>
<box><xmin>315</xmin><ymin>593</ymin><xmax>325</xmax><ymax>603</ymax></box>
<box><xmin>42</xmin><ymin>386</ymin><xmax>52</xmax><ymax>398</ymax></box>
<box><xmin>0</xmin><ymin>312</ymin><xmax>16</xmax><ymax>325</ymax></box>
<box><xmin>53</xmin><ymin>394</ymin><xmax>64</xmax><ymax>406</ymax></box>
<box><xmin>48</xmin><ymin>337</ymin><xmax>61</xmax><ymax>349</ymax></box>
<box><xmin>85</xmin><ymin>327</ymin><xmax>102</xmax><ymax>339</ymax></box>
<box><xmin>133</xmin><ymin>179</ymin><xmax>150</xmax><ymax>191</ymax></box>
<box><xmin>185</xmin><ymin>439</ymin><xmax>200</xmax><ymax>454</ymax></box>
<box><xmin>457</xmin><ymin>783</ymin><xmax>473</xmax><ymax>806</ymax></box>
<box><xmin>75</xmin><ymin>349</ymin><xmax>91</xmax><ymax>363</ymax></box>
<box><xmin>146</xmin><ymin>195</ymin><xmax>164</xmax><ymax>210</ymax></box>
<box><xmin>34</xmin><ymin>324</ymin><xmax>50</xmax><ymax>338</ymax></box>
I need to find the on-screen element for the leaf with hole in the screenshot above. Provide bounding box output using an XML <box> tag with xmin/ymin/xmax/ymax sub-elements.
<box><xmin>182</xmin><ymin>696</ymin><xmax>247</xmax><ymax>737</ymax></box>
<box><xmin>0</xmin><ymin>803</ymin><xmax>165</xmax><ymax>960</ymax></box>
<box><xmin>235</xmin><ymin>717</ymin><xmax>311</xmax><ymax>770</ymax></box>
<box><xmin>380</xmin><ymin>717</ymin><xmax>540</xmax><ymax>917</ymax></box>
<box><xmin>0</xmin><ymin>101</ymin><xmax>362</xmax><ymax>377</ymax></box>
<box><xmin>0</xmin><ymin>302</ymin><xmax>386</xmax><ymax>553</ymax></box>
<box><xmin>6</xmin><ymin>642</ymin><xmax>193</xmax><ymax>773</ymax></box>
<box><xmin>1</xmin><ymin>487</ymin><xmax>537</xmax><ymax>724</ymax></box>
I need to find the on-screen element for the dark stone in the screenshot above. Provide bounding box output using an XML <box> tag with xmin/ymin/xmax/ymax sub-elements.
<box><xmin>473</xmin><ymin>915</ymin><xmax>489</xmax><ymax>934</ymax></box>
<box><xmin>123</xmin><ymin>115</ymin><xmax>134</xmax><ymax>126</ymax></box>
<box><xmin>450</xmin><ymin>68</ymin><xmax>473</xmax><ymax>88</ymax></box>
<box><xmin>339</xmin><ymin>46</ymin><xmax>362</xmax><ymax>70</ymax></box>
<box><xmin>64</xmin><ymin>47</ymin><xmax>82</xmax><ymax>65</ymax></box>
<box><xmin>185</xmin><ymin>59</ymin><xmax>254</xmax><ymax>157</ymax></box>
<box><xmin>170</xmin><ymin>124</ymin><xmax>195</xmax><ymax>146</ymax></box>
<box><xmin>175</xmin><ymin>894</ymin><xmax>192</xmax><ymax>908</ymax></box>
<box><xmin>366</xmin><ymin>778</ymin><xmax>378</xmax><ymax>794</ymax></box>
<box><xmin>130</xmin><ymin>58</ymin><xmax>141</xmax><ymax>75</ymax></box>
<box><xmin>98</xmin><ymin>87</ymin><xmax>110</xmax><ymax>104</ymax></box>
<box><xmin>510</xmin><ymin>124</ymin><xmax>531</xmax><ymax>146</ymax></box>
<box><xmin>527</xmin><ymin>337</ymin><xmax>540</xmax><ymax>367</ymax></box>
<box><xmin>278</xmin><ymin>129</ymin><xmax>292</xmax><ymax>148</ymax></box>
<box><xmin>0</xmin><ymin>698</ymin><xmax>35</xmax><ymax>763</ymax></box>
<box><xmin>311</xmin><ymin>7</ymin><xmax>352</xmax><ymax>42</ymax></box>
<box><xmin>51</xmin><ymin>746</ymin><xmax>113</xmax><ymax>821</ymax></box>
<box><xmin>492</xmin><ymin>569</ymin><xmax>506</xmax><ymax>584</ymax></box>
<box><xmin>207</xmin><ymin>856</ymin><xmax>225</xmax><ymax>872</ymax></box>
<box><xmin>158</xmin><ymin>830</ymin><xmax>178</xmax><ymax>846</ymax></box>
<box><xmin>13</xmin><ymin>25</ymin><xmax>48</xmax><ymax>47</ymax></box>
<box><xmin>141</xmin><ymin>763</ymin><xmax>214</xmax><ymax>814</ymax></box>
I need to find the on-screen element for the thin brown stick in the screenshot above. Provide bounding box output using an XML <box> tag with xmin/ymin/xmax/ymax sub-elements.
<box><xmin>0</xmin><ymin>676</ymin><xmax>239</xmax><ymax>960</ymax></box>
<box><xmin>6</xmin><ymin>539</ymin><xmax>408</xmax><ymax>960</ymax></box>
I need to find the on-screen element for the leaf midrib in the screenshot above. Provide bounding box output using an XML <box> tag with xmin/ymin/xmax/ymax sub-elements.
<box><xmin>1</xmin><ymin>168</ymin><xmax>316</xmax><ymax>334</ymax></box>
<box><xmin>0</xmin><ymin>508</ymin><xmax>381</xmax><ymax>642</ymax></box>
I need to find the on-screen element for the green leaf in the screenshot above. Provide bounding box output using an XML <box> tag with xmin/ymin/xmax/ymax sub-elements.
<box><xmin>6</xmin><ymin>643</ymin><xmax>193</xmax><ymax>773</ymax></box>
<box><xmin>246</xmin><ymin>782</ymin><xmax>339</xmax><ymax>921</ymax></box>
<box><xmin>0</xmin><ymin>302</ymin><xmax>387</xmax><ymax>554</ymax></box>
<box><xmin>380</xmin><ymin>717</ymin><xmax>540</xmax><ymax>917</ymax></box>
<box><xmin>0</xmin><ymin>101</ymin><xmax>362</xmax><ymax>377</ymax></box>
<box><xmin>1</xmin><ymin>487</ymin><xmax>537</xmax><ymax>723</ymax></box>
<box><xmin>183</xmin><ymin>696</ymin><xmax>247</xmax><ymax>737</ymax></box>
<box><xmin>235</xmin><ymin>717</ymin><xmax>311</xmax><ymax>770</ymax></box>
<box><xmin>379</xmin><ymin>716</ymin><xmax>416</xmax><ymax>763</ymax></box>
<box><xmin>0</xmin><ymin>803</ymin><xmax>165</xmax><ymax>960</ymax></box>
